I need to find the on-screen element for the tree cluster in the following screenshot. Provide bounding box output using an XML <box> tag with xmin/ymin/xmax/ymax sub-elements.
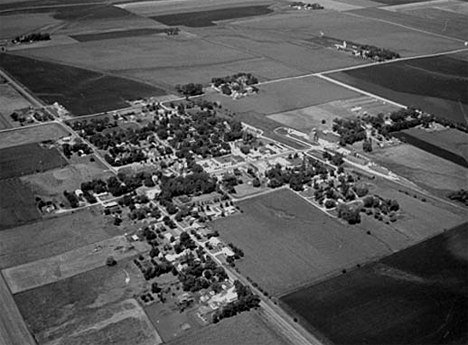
<box><xmin>337</xmin><ymin>203</ymin><xmax>361</xmax><ymax>224</ymax></box>
<box><xmin>62</xmin><ymin>142</ymin><xmax>92</xmax><ymax>158</ymax></box>
<box><xmin>159</xmin><ymin>172</ymin><xmax>217</xmax><ymax>201</ymax></box>
<box><xmin>447</xmin><ymin>189</ymin><xmax>468</xmax><ymax>206</ymax></box>
<box><xmin>358</xmin><ymin>44</ymin><xmax>400</xmax><ymax>61</ymax></box>
<box><xmin>211</xmin><ymin>73</ymin><xmax>258</xmax><ymax>88</ymax></box>
<box><xmin>12</xmin><ymin>32</ymin><xmax>50</xmax><ymax>44</ymax></box>
<box><xmin>179</xmin><ymin>254</ymin><xmax>227</xmax><ymax>292</ymax></box>
<box><xmin>175</xmin><ymin>83</ymin><xmax>204</xmax><ymax>97</ymax></box>
<box><xmin>332</xmin><ymin>118</ymin><xmax>367</xmax><ymax>146</ymax></box>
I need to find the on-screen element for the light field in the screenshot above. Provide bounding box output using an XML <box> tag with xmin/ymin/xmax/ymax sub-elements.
<box><xmin>0</xmin><ymin>123</ymin><xmax>69</xmax><ymax>149</ymax></box>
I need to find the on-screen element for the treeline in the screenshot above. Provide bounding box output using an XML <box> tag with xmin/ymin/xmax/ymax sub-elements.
<box><xmin>358</xmin><ymin>44</ymin><xmax>400</xmax><ymax>61</ymax></box>
<box><xmin>12</xmin><ymin>32</ymin><xmax>50</xmax><ymax>44</ymax></box>
<box><xmin>448</xmin><ymin>189</ymin><xmax>468</xmax><ymax>206</ymax></box>
<box><xmin>175</xmin><ymin>83</ymin><xmax>203</xmax><ymax>97</ymax></box>
<box><xmin>211</xmin><ymin>73</ymin><xmax>258</xmax><ymax>87</ymax></box>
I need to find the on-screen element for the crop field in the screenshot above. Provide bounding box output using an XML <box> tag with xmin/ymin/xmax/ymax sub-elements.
<box><xmin>0</xmin><ymin>12</ymin><xmax>61</xmax><ymax>39</ymax></box>
<box><xmin>71</xmin><ymin>28</ymin><xmax>168</xmax><ymax>42</ymax></box>
<box><xmin>0</xmin><ymin>123</ymin><xmax>69</xmax><ymax>149</ymax></box>
<box><xmin>0</xmin><ymin>274</ymin><xmax>35</xmax><ymax>345</ymax></box>
<box><xmin>3</xmin><ymin>235</ymin><xmax>149</xmax><ymax>293</ymax></box>
<box><xmin>328</xmin><ymin>52</ymin><xmax>468</xmax><ymax>124</ymax></box>
<box><xmin>0</xmin><ymin>53</ymin><xmax>167</xmax><ymax>116</ymax></box>
<box><xmin>152</xmin><ymin>5</ymin><xmax>274</xmax><ymax>27</ymax></box>
<box><xmin>281</xmin><ymin>222</ymin><xmax>468</xmax><ymax>345</ymax></box>
<box><xmin>0</xmin><ymin>178</ymin><xmax>40</xmax><ymax>230</ymax></box>
<box><xmin>211</xmin><ymin>189</ymin><xmax>399</xmax><ymax>297</ymax></box>
<box><xmin>14</xmin><ymin>261</ymin><xmax>161</xmax><ymax>345</ymax></box>
<box><xmin>396</xmin><ymin>127</ymin><xmax>468</xmax><ymax>166</ymax></box>
<box><xmin>268</xmin><ymin>96</ymin><xmax>399</xmax><ymax>132</ymax></box>
<box><xmin>22</xmin><ymin>157</ymin><xmax>114</xmax><ymax>201</ymax></box>
<box><xmin>205</xmin><ymin>76</ymin><xmax>360</xmax><ymax>117</ymax></box>
<box><xmin>167</xmin><ymin>310</ymin><xmax>292</xmax><ymax>345</ymax></box>
<box><xmin>0</xmin><ymin>207</ymin><xmax>122</xmax><ymax>269</ymax></box>
<box><xmin>0</xmin><ymin>142</ymin><xmax>68</xmax><ymax>179</ymax></box>
<box><xmin>369</xmin><ymin>143</ymin><xmax>468</xmax><ymax>196</ymax></box>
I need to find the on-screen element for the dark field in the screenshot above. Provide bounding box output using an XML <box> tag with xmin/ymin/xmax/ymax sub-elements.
<box><xmin>281</xmin><ymin>222</ymin><xmax>468</xmax><ymax>345</ymax></box>
<box><xmin>0</xmin><ymin>53</ymin><xmax>166</xmax><ymax>115</ymax></box>
<box><xmin>152</xmin><ymin>5</ymin><xmax>274</xmax><ymax>28</ymax></box>
<box><xmin>0</xmin><ymin>178</ymin><xmax>40</xmax><ymax>230</ymax></box>
<box><xmin>0</xmin><ymin>142</ymin><xmax>68</xmax><ymax>179</ymax></box>
<box><xmin>328</xmin><ymin>53</ymin><xmax>468</xmax><ymax>124</ymax></box>
<box><xmin>393</xmin><ymin>131</ymin><xmax>468</xmax><ymax>168</ymax></box>
<box><xmin>71</xmin><ymin>28</ymin><xmax>167</xmax><ymax>42</ymax></box>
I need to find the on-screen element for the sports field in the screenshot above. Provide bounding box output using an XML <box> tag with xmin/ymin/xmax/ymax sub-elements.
<box><xmin>0</xmin><ymin>123</ymin><xmax>69</xmax><ymax>149</ymax></box>
<box><xmin>281</xmin><ymin>222</ymin><xmax>468</xmax><ymax>345</ymax></box>
<box><xmin>0</xmin><ymin>207</ymin><xmax>122</xmax><ymax>269</ymax></box>
<box><xmin>0</xmin><ymin>178</ymin><xmax>40</xmax><ymax>230</ymax></box>
<box><xmin>0</xmin><ymin>53</ymin><xmax>167</xmax><ymax>115</ymax></box>
<box><xmin>14</xmin><ymin>261</ymin><xmax>161</xmax><ymax>345</ymax></box>
<box><xmin>211</xmin><ymin>189</ymin><xmax>396</xmax><ymax>296</ymax></box>
<box><xmin>328</xmin><ymin>52</ymin><xmax>468</xmax><ymax>124</ymax></box>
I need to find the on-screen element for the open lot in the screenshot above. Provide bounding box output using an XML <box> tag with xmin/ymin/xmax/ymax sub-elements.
<box><xmin>0</xmin><ymin>207</ymin><xmax>122</xmax><ymax>269</ymax></box>
<box><xmin>14</xmin><ymin>261</ymin><xmax>161</xmax><ymax>345</ymax></box>
<box><xmin>0</xmin><ymin>83</ymin><xmax>32</xmax><ymax>129</ymax></box>
<box><xmin>167</xmin><ymin>310</ymin><xmax>292</xmax><ymax>345</ymax></box>
<box><xmin>369</xmin><ymin>143</ymin><xmax>468</xmax><ymax>196</ymax></box>
<box><xmin>0</xmin><ymin>178</ymin><xmax>40</xmax><ymax>230</ymax></box>
<box><xmin>328</xmin><ymin>52</ymin><xmax>468</xmax><ymax>124</ymax></box>
<box><xmin>3</xmin><ymin>235</ymin><xmax>149</xmax><ymax>293</ymax></box>
<box><xmin>0</xmin><ymin>142</ymin><xmax>68</xmax><ymax>179</ymax></box>
<box><xmin>281</xmin><ymin>222</ymin><xmax>468</xmax><ymax>345</ymax></box>
<box><xmin>0</xmin><ymin>123</ymin><xmax>69</xmax><ymax>149</ymax></box>
<box><xmin>0</xmin><ymin>274</ymin><xmax>35</xmax><ymax>345</ymax></box>
<box><xmin>395</xmin><ymin>127</ymin><xmax>468</xmax><ymax>167</ymax></box>
<box><xmin>211</xmin><ymin>189</ymin><xmax>396</xmax><ymax>297</ymax></box>
<box><xmin>0</xmin><ymin>53</ymin><xmax>167</xmax><ymax>115</ymax></box>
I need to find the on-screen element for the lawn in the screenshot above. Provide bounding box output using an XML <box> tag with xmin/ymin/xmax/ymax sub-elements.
<box><xmin>210</xmin><ymin>189</ymin><xmax>396</xmax><ymax>297</ymax></box>
<box><xmin>166</xmin><ymin>310</ymin><xmax>292</xmax><ymax>345</ymax></box>
<box><xmin>0</xmin><ymin>53</ymin><xmax>167</xmax><ymax>116</ymax></box>
<box><xmin>0</xmin><ymin>142</ymin><xmax>68</xmax><ymax>179</ymax></box>
<box><xmin>0</xmin><ymin>178</ymin><xmax>40</xmax><ymax>230</ymax></box>
<box><xmin>0</xmin><ymin>207</ymin><xmax>122</xmax><ymax>269</ymax></box>
<box><xmin>0</xmin><ymin>123</ymin><xmax>69</xmax><ymax>149</ymax></box>
<box><xmin>14</xmin><ymin>261</ymin><xmax>161</xmax><ymax>345</ymax></box>
<box><xmin>281</xmin><ymin>222</ymin><xmax>468</xmax><ymax>345</ymax></box>
<box><xmin>328</xmin><ymin>52</ymin><xmax>468</xmax><ymax>124</ymax></box>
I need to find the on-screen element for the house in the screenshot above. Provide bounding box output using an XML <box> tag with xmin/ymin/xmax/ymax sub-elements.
<box><xmin>208</xmin><ymin>237</ymin><xmax>222</xmax><ymax>248</ymax></box>
<box><xmin>75</xmin><ymin>189</ymin><xmax>84</xmax><ymax>198</ymax></box>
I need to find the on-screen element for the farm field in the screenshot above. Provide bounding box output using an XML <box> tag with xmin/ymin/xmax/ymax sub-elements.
<box><xmin>268</xmin><ymin>96</ymin><xmax>399</xmax><ymax>132</ymax></box>
<box><xmin>0</xmin><ymin>178</ymin><xmax>40</xmax><ymax>230</ymax></box>
<box><xmin>204</xmin><ymin>76</ymin><xmax>360</xmax><ymax>117</ymax></box>
<box><xmin>394</xmin><ymin>127</ymin><xmax>468</xmax><ymax>167</ymax></box>
<box><xmin>151</xmin><ymin>5</ymin><xmax>274</xmax><ymax>27</ymax></box>
<box><xmin>0</xmin><ymin>274</ymin><xmax>35</xmax><ymax>345</ymax></box>
<box><xmin>0</xmin><ymin>207</ymin><xmax>122</xmax><ymax>269</ymax></box>
<box><xmin>0</xmin><ymin>142</ymin><xmax>68</xmax><ymax>179</ymax></box>
<box><xmin>71</xmin><ymin>28</ymin><xmax>168</xmax><ymax>42</ymax></box>
<box><xmin>166</xmin><ymin>310</ymin><xmax>292</xmax><ymax>345</ymax></box>
<box><xmin>3</xmin><ymin>235</ymin><xmax>150</xmax><ymax>293</ymax></box>
<box><xmin>369</xmin><ymin>143</ymin><xmax>468</xmax><ymax>196</ymax></box>
<box><xmin>0</xmin><ymin>123</ymin><xmax>69</xmax><ymax>149</ymax></box>
<box><xmin>22</xmin><ymin>156</ymin><xmax>114</xmax><ymax>202</ymax></box>
<box><xmin>211</xmin><ymin>189</ymin><xmax>399</xmax><ymax>297</ymax></box>
<box><xmin>0</xmin><ymin>12</ymin><xmax>61</xmax><ymax>40</ymax></box>
<box><xmin>0</xmin><ymin>53</ymin><xmax>167</xmax><ymax>116</ymax></box>
<box><xmin>14</xmin><ymin>261</ymin><xmax>161</xmax><ymax>345</ymax></box>
<box><xmin>281</xmin><ymin>222</ymin><xmax>468</xmax><ymax>345</ymax></box>
<box><xmin>328</xmin><ymin>52</ymin><xmax>468</xmax><ymax>124</ymax></box>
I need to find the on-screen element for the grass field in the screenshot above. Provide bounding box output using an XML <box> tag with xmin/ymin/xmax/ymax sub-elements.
<box><xmin>0</xmin><ymin>207</ymin><xmax>122</xmax><ymax>269</ymax></box>
<box><xmin>328</xmin><ymin>52</ymin><xmax>468</xmax><ymax>124</ymax></box>
<box><xmin>0</xmin><ymin>53</ymin><xmax>167</xmax><ymax>115</ymax></box>
<box><xmin>211</xmin><ymin>189</ymin><xmax>396</xmax><ymax>296</ymax></box>
<box><xmin>281</xmin><ymin>222</ymin><xmax>468</xmax><ymax>345</ymax></box>
<box><xmin>0</xmin><ymin>83</ymin><xmax>32</xmax><ymax>129</ymax></box>
<box><xmin>22</xmin><ymin>156</ymin><xmax>113</xmax><ymax>202</ymax></box>
<box><xmin>0</xmin><ymin>123</ymin><xmax>69</xmax><ymax>149</ymax></box>
<box><xmin>166</xmin><ymin>310</ymin><xmax>292</xmax><ymax>345</ymax></box>
<box><xmin>0</xmin><ymin>274</ymin><xmax>35</xmax><ymax>345</ymax></box>
<box><xmin>0</xmin><ymin>178</ymin><xmax>40</xmax><ymax>230</ymax></box>
<box><xmin>3</xmin><ymin>235</ymin><xmax>149</xmax><ymax>293</ymax></box>
<box><xmin>0</xmin><ymin>142</ymin><xmax>68</xmax><ymax>179</ymax></box>
<box><xmin>14</xmin><ymin>261</ymin><xmax>161</xmax><ymax>345</ymax></box>
<box><xmin>152</xmin><ymin>5</ymin><xmax>274</xmax><ymax>27</ymax></box>
<box><xmin>369</xmin><ymin>143</ymin><xmax>468</xmax><ymax>196</ymax></box>
<box><xmin>397</xmin><ymin>127</ymin><xmax>468</xmax><ymax>166</ymax></box>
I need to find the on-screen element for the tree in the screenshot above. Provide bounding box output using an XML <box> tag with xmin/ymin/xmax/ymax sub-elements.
<box><xmin>252</xmin><ymin>178</ymin><xmax>261</xmax><ymax>188</ymax></box>
<box><xmin>106</xmin><ymin>256</ymin><xmax>117</xmax><ymax>266</ymax></box>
